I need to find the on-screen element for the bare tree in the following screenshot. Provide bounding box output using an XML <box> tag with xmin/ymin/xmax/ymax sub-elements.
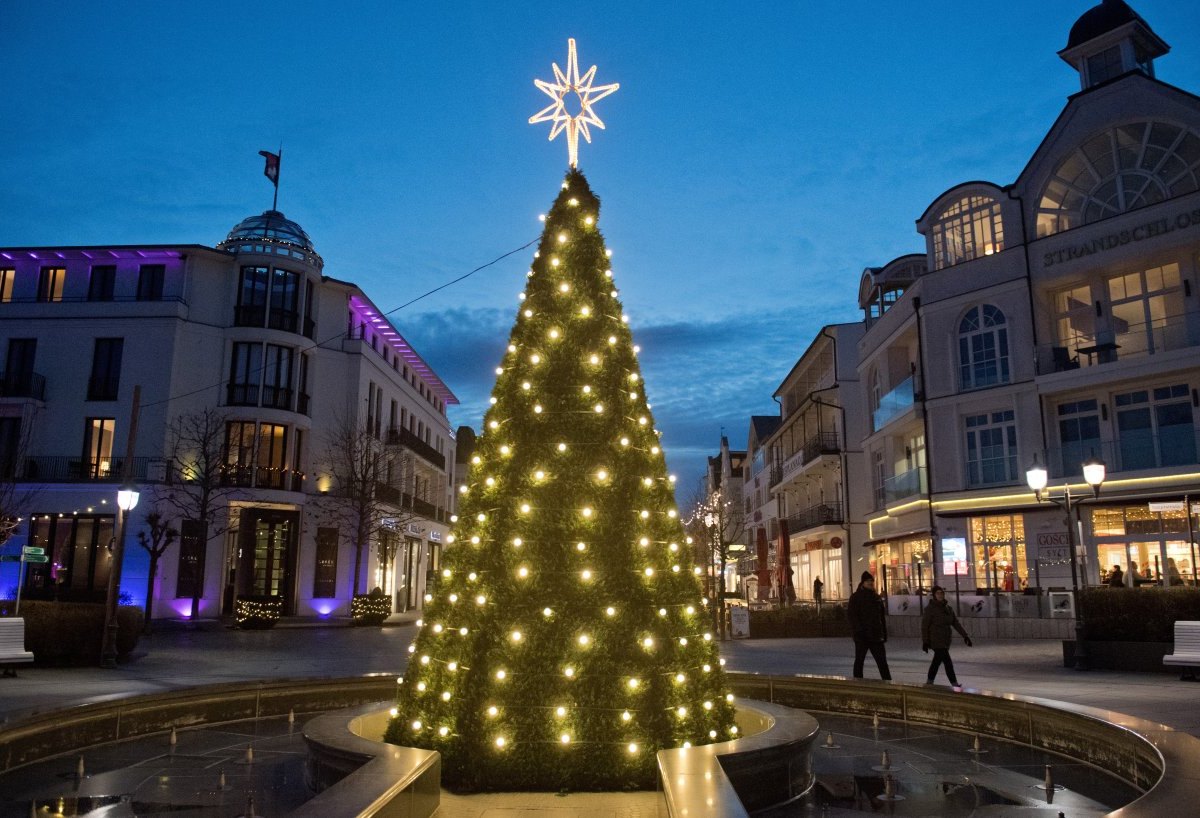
<box><xmin>158</xmin><ymin>408</ymin><xmax>240</xmax><ymax>619</ymax></box>
<box><xmin>685</xmin><ymin>480</ymin><xmax>746</xmax><ymax>640</ymax></box>
<box><xmin>135</xmin><ymin>511</ymin><xmax>178</xmax><ymax>630</ymax></box>
<box><xmin>312</xmin><ymin>414</ymin><xmax>415</xmax><ymax>597</ymax></box>
<box><xmin>0</xmin><ymin>406</ymin><xmax>39</xmax><ymax>549</ymax></box>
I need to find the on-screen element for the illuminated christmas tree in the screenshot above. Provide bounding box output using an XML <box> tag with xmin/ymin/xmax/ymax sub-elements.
<box><xmin>385</xmin><ymin>168</ymin><xmax>737</xmax><ymax>790</ymax></box>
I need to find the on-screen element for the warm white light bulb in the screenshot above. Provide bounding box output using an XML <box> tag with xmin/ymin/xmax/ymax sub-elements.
<box><xmin>578</xmin><ymin>633</ymin><xmax>590</xmax><ymax>646</ymax></box>
<box><xmin>476</xmin><ymin>595</ymin><xmax>487</xmax><ymax>605</ymax></box>
<box><xmin>487</xmin><ymin>706</ymin><xmax>499</xmax><ymax>717</ymax></box>
<box><xmin>556</xmin><ymin>706</ymin><xmax>567</xmax><ymax>717</ymax></box>
<box><xmin>496</xmin><ymin>669</ymin><xmax>507</xmax><ymax>680</ymax></box>
<box><xmin>621</xmin><ymin>711</ymin><xmax>632</xmax><ymax>722</ymax></box>
<box><xmin>441</xmin><ymin>691</ymin><xmax>451</xmax><ymax>701</ymax></box>
<box><xmin>564</xmin><ymin>666</ymin><xmax>575</xmax><ymax>678</ymax></box>
<box><xmin>576</xmin><ymin>541</ymin><xmax>587</xmax><ymax>551</ymax></box>
<box><xmin>511</xmin><ymin>631</ymin><xmax>522</xmax><ymax>642</ymax></box>
<box><xmin>676</xmin><ymin>706</ymin><xmax>687</xmax><ymax>717</ymax></box>
<box><xmin>517</xmin><ymin>567</ymin><xmax>529</xmax><ymax>578</ymax></box>
<box><xmin>557</xmin><ymin>442</ymin><xmax>567</xmax><ymax>452</ymax></box>
<box><xmin>605</xmin><ymin>606</ymin><xmax>616</xmax><ymax>616</ymax></box>
<box><xmin>543</xmin><ymin>607</ymin><xmax>553</xmax><ymax>617</ymax></box>
<box><xmin>644</xmin><ymin>567</ymin><xmax>654</xmax><ymax>577</ymax></box>
<box><xmin>627</xmin><ymin>678</ymin><xmax>640</xmax><ymax>689</ymax></box>
<box><xmin>581</xmin><ymin>507</ymin><xmax>593</xmax><ymax>518</ymax></box>
<box><xmin>581</xmin><ymin>569</ymin><xmax>592</xmax><ymax>580</ymax></box>
<box><xmin>596</xmin><ymin>469</ymin><xmax>607</xmax><ymax>480</ymax></box>
<box><xmin>675</xmin><ymin>673</ymin><xmax>685</xmax><ymax>683</ymax></box>
<box><xmin>589</xmin><ymin>354</ymin><xmax>599</xmax><ymax>364</ymax></box>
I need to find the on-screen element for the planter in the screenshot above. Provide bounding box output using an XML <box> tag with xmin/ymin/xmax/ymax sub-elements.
<box><xmin>1062</xmin><ymin>639</ymin><xmax>1171</xmax><ymax>672</ymax></box>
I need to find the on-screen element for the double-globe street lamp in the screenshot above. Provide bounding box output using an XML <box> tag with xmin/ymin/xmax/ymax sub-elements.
<box><xmin>1026</xmin><ymin>454</ymin><xmax>1106</xmax><ymax>670</ymax></box>
<box><xmin>101</xmin><ymin>483</ymin><xmax>140</xmax><ymax>669</ymax></box>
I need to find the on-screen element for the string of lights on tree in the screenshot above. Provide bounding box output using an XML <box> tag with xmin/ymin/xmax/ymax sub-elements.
<box><xmin>386</xmin><ymin>48</ymin><xmax>735</xmax><ymax>787</ymax></box>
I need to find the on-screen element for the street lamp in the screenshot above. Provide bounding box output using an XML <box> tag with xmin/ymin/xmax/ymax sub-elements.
<box><xmin>1026</xmin><ymin>454</ymin><xmax>1105</xmax><ymax>670</ymax></box>
<box><xmin>101</xmin><ymin>483</ymin><xmax>140</xmax><ymax>669</ymax></box>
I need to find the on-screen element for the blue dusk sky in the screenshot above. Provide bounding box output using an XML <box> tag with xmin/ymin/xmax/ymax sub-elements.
<box><xmin>2</xmin><ymin>1</ymin><xmax>1198</xmax><ymax>501</ymax></box>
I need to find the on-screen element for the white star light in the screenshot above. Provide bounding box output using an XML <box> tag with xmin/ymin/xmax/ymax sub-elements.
<box><xmin>529</xmin><ymin>39</ymin><xmax>619</xmax><ymax>168</ymax></box>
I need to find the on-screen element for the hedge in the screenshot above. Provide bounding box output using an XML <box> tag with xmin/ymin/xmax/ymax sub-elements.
<box><xmin>1080</xmin><ymin>587</ymin><xmax>1200</xmax><ymax>642</ymax></box>
<box><xmin>1</xmin><ymin>601</ymin><xmax>144</xmax><ymax>665</ymax></box>
<box><xmin>748</xmin><ymin>603</ymin><xmax>851</xmax><ymax>638</ymax></box>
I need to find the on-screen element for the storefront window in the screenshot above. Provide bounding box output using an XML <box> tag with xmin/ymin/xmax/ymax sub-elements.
<box><xmin>1089</xmin><ymin>504</ymin><xmax>1200</xmax><ymax>587</ymax></box>
<box><xmin>876</xmin><ymin>535</ymin><xmax>933</xmax><ymax>595</ymax></box>
<box><xmin>970</xmin><ymin>515</ymin><xmax>1027</xmax><ymax>591</ymax></box>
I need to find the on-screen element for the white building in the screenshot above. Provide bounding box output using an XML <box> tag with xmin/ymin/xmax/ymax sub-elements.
<box><xmin>0</xmin><ymin>209</ymin><xmax>458</xmax><ymax>620</ymax></box>
<box><xmin>860</xmin><ymin>0</ymin><xmax>1200</xmax><ymax>621</ymax></box>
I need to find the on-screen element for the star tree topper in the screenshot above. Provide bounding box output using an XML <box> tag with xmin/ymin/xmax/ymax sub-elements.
<box><xmin>529</xmin><ymin>39</ymin><xmax>619</xmax><ymax>168</ymax></box>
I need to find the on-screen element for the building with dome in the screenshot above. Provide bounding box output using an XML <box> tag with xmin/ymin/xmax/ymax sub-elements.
<box><xmin>737</xmin><ymin>0</ymin><xmax>1200</xmax><ymax>634</ymax></box>
<box><xmin>0</xmin><ymin>207</ymin><xmax>458</xmax><ymax>623</ymax></box>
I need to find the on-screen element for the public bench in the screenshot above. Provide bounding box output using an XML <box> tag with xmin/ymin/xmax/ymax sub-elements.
<box><xmin>1163</xmin><ymin>621</ymin><xmax>1200</xmax><ymax>679</ymax></box>
<box><xmin>0</xmin><ymin>618</ymin><xmax>34</xmax><ymax>676</ymax></box>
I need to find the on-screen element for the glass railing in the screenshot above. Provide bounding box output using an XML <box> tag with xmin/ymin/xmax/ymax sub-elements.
<box><xmin>872</xmin><ymin>375</ymin><xmax>915</xmax><ymax>431</ymax></box>
<box><xmin>883</xmin><ymin>466</ymin><xmax>926</xmax><ymax>505</ymax></box>
<box><xmin>1035</xmin><ymin>313</ymin><xmax>1199</xmax><ymax>374</ymax></box>
<box><xmin>1045</xmin><ymin>428</ymin><xmax>1200</xmax><ymax>478</ymax></box>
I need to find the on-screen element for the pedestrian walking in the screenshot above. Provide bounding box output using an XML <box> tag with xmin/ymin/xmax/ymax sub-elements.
<box><xmin>922</xmin><ymin>585</ymin><xmax>972</xmax><ymax>691</ymax></box>
<box><xmin>847</xmin><ymin>571</ymin><xmax>891</xmax><ymax>680</ymax></box>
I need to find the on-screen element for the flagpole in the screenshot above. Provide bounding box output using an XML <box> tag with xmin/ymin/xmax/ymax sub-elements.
<box><xmin>273</xmin><ymin>145</ymin><xmax>281</xmax><ymax>211</ymax></box>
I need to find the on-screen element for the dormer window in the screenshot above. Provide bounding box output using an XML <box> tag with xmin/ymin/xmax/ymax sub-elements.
<box><xmin>931</xmin><ymin>196</ymin><xmax>1004</xmax><ymax>270</ymax></box>
<box><xmin>1086</xmin><ymin>45</ymin><xmax>1124</xmax><ymax>84</ymax></box>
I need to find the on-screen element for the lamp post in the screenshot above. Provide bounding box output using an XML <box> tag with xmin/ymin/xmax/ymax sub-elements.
<box><xmin>704</xmin><ymin>512</ymin><xmax>719</xmax><ymax>636</ymax></box>
<box><xmin>1026</xmin><ymin>455</ymin><xmax>1105</xmax><ymax>670</ymax></box>
<box><xmin>101</xmin><ymin>483</ymin><xmax>140</xmax><ymax>669</ymax></box>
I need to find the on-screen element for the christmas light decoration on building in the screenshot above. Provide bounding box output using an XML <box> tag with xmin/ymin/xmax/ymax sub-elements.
<box><xmin>529</xmin><ymin>39</ymin><xmax>620</xmax><ymax>168</ymax></box>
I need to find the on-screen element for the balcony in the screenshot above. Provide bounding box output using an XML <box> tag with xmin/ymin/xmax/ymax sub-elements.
<box><xmin>261</xmin><ymin>386</ymin><xmax>294</xmax><ymax>411</ymax></box>
<box><xmin>234</xmin><ymin>305</ymin><xmax>267</xmax><ymax>327</ymax></box>
<box><xmin>882</xmin><ymin>466</ymin><xmax>926</xmax><ymax>506</ymax></box>
<box><xmin>1044</xmin><ymin>428</ymin><xmax>1200</xmax><ymax>479</ymax></box>
<box><xmin>226</xmin><ymin>383</ymin><xmax>260</xmax><ymax>406</ymax></box>
<box><xmin>386</xmin><ymin>426</ymin><xmax>446</xmax><ymax>470</ymax></box>
<box><xmin>872</xmin><ymin>375</ymin><xmax>916</xmax><ymax>432</ymax></box>
<box><xmin>219</xmin><ymin>464</ymin><xmax>304</xmax><ymax>491</ymax></box>
<box><xmin>16</xmin><ymin>456</ymin><xmax>155</xmax><ymax>482</ymax></box>
<box><xmin>774</xmin><ymin>432</ymin><xmax>840</xmax><ymax>488</ymax></box>
<box><xmin>1035</xmin><ymin>313</ymin><xmax>1200</xmax><ymax>375</ymax></box>
<box><xmin>784</xmin><ymin>501</ymin><xmax>844</xmax><ymax>534</ymax></box>
<box><xmin>0</xmin><ymin>371</ymin><xmax>46</xmax><ymax>401</ymax></box>
<box><xmin>267</xmin><ymin>310</ymin><xmax>299</xmax><ymax>333</ymax></box>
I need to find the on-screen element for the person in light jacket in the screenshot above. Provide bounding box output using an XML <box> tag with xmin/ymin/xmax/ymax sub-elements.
<box><xmin>921</xmin><ymin>585</ymin><xmax>972</xmax><ymax>690</ymax></box>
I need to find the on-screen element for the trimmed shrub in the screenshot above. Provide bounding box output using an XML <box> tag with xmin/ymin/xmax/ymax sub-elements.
<box><xmin>749</xmin><ymin>602</ymin><xmax>851</xmax><ymax>638</ymax></box>
<box><xmin>351</xmin><ymin>587</ymin><xmax>390</xmax><ymax>626</ymax></box>
<box><xmin>14</xmin><ymin>601</ymin><xmax>144</xmax><ymax>665</ymax></box>
<box><xmin>235</xmin><ymin>595</ymin><xmax>283</xmax><ymax>629</ymax></box>
<box><xmin>1080</xmin><ymin>587</ymin><xmax>1200</xmax><ymax>642</ymax></box>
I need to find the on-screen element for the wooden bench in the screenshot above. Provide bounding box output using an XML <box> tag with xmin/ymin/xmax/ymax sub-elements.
<box><xmin>0</xmin><ymin>617</ymin><xmax>34</xmax><ymax>676</ymax></box>
<box><xmin>1163</xmin><ymin>621</ymin><xmax>1200</xmax><ymax>680</ymax></box>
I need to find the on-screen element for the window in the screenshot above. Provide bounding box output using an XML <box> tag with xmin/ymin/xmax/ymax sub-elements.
<box><xmin>26</xmin><ymin>514</ymin><xmax>114</xmax><ymax>595</ymax></box>
<box><xmin>262</xmin><ymin>344</ymin><xmax>294</xmax><ymax>410</ymax></box>
<box><xmin>4</xmin><ymin>338</ymin><xmax>37</xmax><ymax>396</ymax></box>
<box><xmin>0</xmin><ymin>417</ymin><xmax>23</xmax><ymax>478</ymax></box>
<box><xmin>970</xmin><ymin>515</ymin><xmax>1027</xmax><ymax>591</ymax></box>
<box><xmin>872</xmin><ymin>450</ymin><xmax>886</xmax><ymax>509</ymax></box>
<box><xmin>0</xmin><ymin>269</ymin><xmax>13</xmax><ymax>302</ymax></box>
<box><xmin>304</xmin><ymin>279</ymin><xmax>316</xmax><ymax>338</ymax></box>
<box><xmin>37</xmin><ymin>267</ymin><xmax>65</xmax><ymax>302</ymax></box>
<box><xmin>313</xmin><ymin>527</ymin><xmax>339</xmax><ymax>597</ymax></box>
<box><xmin>297</xmin><ymin>354</ymin><xmax>311</xmax><ymax>415</ymax></box>
<box><xmin>1115</xmin><ymin>384</ymin><xmax>1196</xmax><ymax>470</ymax></box>
<box><xmin>1057</xmin><ymin>399</ymin><xmax>1101</xmax><ymax>478</ymax></box>
<box><xmin>175</xmin><ymin>519</ymin><xmax>206</xmax><ymax>600</ymax></box>
<box><xmin>1037</xmin><ymin>121</ymin><xmax>1200</xmax><ymax>237</ymax></box>
<box><xmin>1107</xmin><ymin>262</ymin><xmax>1183</xmax><ymax>357</ymax></box>
<box><xmin>958</xmin><ymin>305</ymin><xmax>1010</xmax><ymax>390</ymax></box>
<box><xmin>930</xmin><ymin>196</ymin><xmax>1004</xmax><ymax>269</ymax></box>
<box><xmin>1086</xmin><ymin>45</ymin><xmax>1124</xmax><ymax>85</ymax></box>
<box><xmin>256</xmin><ymin>423</ymin><xmax>288</xmax><ymax>488</ymax></box>
<box><xmin>268</xmin><ymin>269</ymin><xmax>299</xmax><ymax>332</ymax></box>
<box><xmin>965</xmin><ymin>410</ymin><xmax>1017</xmax><ymax>486</ymax></box>
<box><xmin>237</xmin><ymin>266</ymin><xmax>270</xmax><ymax>326</ymax></box>
<box><xmin>228</xmin><ymin>342</ymin><xmax>262</xmax><ymax>405</ymax></box>
<box><xmin>88</xmin><ymin>266</ymin><xmax>115</xmax><ymax>301</ymax></box>
<box><xmin>224</xmin><ymin>421</ymin><xmax>257</xmax><ymax>486</ymax></box>
<box><xmin>1054</xmin><ymin>284</ymin><xmax>1095</xmax><ymax>350</ymax></box>
<box><xmin>82</xmin><ymin>417</ymin><xmax>116</xmax><ymax>479</ymax></box>
<box><xmin>136</xmin><ymin>264</ymin><xmax>164</xmax><ymax>301</ymax></box>
<box><xmin>87</xmin><ymin>338</ymin><xmax>123</xmax><ymax>401</ymax></box>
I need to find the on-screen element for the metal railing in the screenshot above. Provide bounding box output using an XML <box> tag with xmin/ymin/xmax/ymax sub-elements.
<box><xmin>872</xmin><ymin>375</ymin><xmax>916</xmax><ymax>432</ymax></box>
<box><xmin>784</xmin><ymin>501</ymin><xmax>844</xmax><ymax>534</ymax></box>
<box><xmin>14</xmin><ymin>456</ymin><xmax>156</xmax><ymax>482</ymax></box>
<box><xmin>385</xmin><ymin>426</ymin><xmax>446</xmax><ymax>470</ymax></box>
<box><xmin>0</xmin><ymin>371</ymin><xmax>46</xmax><ymax>400</ymax></box>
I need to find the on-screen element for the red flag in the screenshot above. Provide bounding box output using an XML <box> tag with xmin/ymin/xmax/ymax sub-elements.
<box><xmin>259</xmin><ymin>150</ymin><xmax>280</xmax><ymax>186</ymax></box>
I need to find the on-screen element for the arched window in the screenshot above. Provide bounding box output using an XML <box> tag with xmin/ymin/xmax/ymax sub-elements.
<box><xmin>959</xmin><ymin>305</ymin><xmax>1010</xmax><ymax>390</ymax></box>
<box><xmin>1037</xmin><ymin>121</ymin><xmax>1200</xmax><ymax>237</ymax></box>
<box><xmin>931</xmin><ymin>196</ymin><xmax>1004</xmax><ymax>269</ymax></box>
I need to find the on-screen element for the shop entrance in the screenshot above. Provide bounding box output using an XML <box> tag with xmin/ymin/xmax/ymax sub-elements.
<box><xmin>233</xmin><ymin>509</ymin><xmax>298</xmax><ymax>614</ymax></box>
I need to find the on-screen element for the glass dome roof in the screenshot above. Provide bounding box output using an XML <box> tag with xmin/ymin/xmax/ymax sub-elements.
<box><xmin>220</xmin><ymin>210</ymin><xmax>314</xmax><ymax>251</ymax></box>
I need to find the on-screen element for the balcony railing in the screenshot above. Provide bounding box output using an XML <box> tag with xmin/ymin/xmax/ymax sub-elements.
<box><xmin>774</xmin><ymin>432</ymin><xmax>841</xmax><ymax>488</ymax></box>
<box><xmin>386</xmin><ymin>426</ymin><xmax>446</xmax><ymax>470</ymax></box>
<box><xmin>872</xmin><ymin>375</ymin><xmax>916</xmax><ymax>432</ymax></box>
<box><xmin>0</xmin><ymin>371</ymin><xmax>46</xmax><ymax>400</ymax></box>
<box><xmin>882</xmin><ymin>466</ymin><xmax>926</xmax><ymax>506</ymax></box>
<box><xmin>267</xmin><ymin>310</ymin><xmax>299</xmax><ymax>333</ymax></box>
<box><xmin>784</xmin><ymin>501</ymin><xmax>844</xmax><ymax>534</ymax></box>
<box><xmin>234</xmin><ymin>305</ymin><xmax>267</xmax><ymax>327</ymax></box>
<box><xmin>1044</xmin><ymin>428</ymin><xmax>1200</xmax><ymax>479</ymax></box>
<box><xmin>1035</xmin><ymin>313</ymin><xmax>1200</xmax><ymax>375</ymax></box>
<box><xmin>219</xmin><ymin>464</ymin><xmax>303</xmax><ymax>491</ymax></box>
<box><xmin>15</xmin><ymin>456</ymin><xmax>155</xmax><ymax>482</ymax></box>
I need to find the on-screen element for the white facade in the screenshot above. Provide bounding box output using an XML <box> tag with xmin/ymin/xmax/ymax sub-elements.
<box><xmin>0</xmin><ymin>210</ymin><xmax>458</xmax><ymax>620</ymax></box>
<box><xmin>858</xmin><ymin>2</ymin><xmax>1200</xmax><ymax>615</ymax></box>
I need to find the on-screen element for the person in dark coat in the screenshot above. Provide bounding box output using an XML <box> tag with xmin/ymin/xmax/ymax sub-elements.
<box><xmin>847</xmin><ymin>571</ymin><xmax>891</xmax><ymax>680</ymax></box>
<box><xmin>921</xmin><ymin>585</ymin><xmax>972</xmax><ymax>689</ymax></box>
<box><xmin>813</xmin><ymin>576</ymin><xmax>824</xmax><ymax>603</ymax></box>
<box><xmin>1107</xmin><ymin>565</ymin><xmax>1125</xmax><ymax>587</ymax></box>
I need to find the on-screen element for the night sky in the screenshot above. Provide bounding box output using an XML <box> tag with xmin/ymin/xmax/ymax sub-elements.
<box><xmin>2</xmin><ymin>1</ymin><xmax>1198</xmax><ymax>500</ymax></box>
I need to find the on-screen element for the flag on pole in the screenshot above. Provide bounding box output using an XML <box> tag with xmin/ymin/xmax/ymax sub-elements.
<box><xmin>259</xmin><ymin>150</ymin><xmax>280</xmax><ymax>187</ymax></box>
